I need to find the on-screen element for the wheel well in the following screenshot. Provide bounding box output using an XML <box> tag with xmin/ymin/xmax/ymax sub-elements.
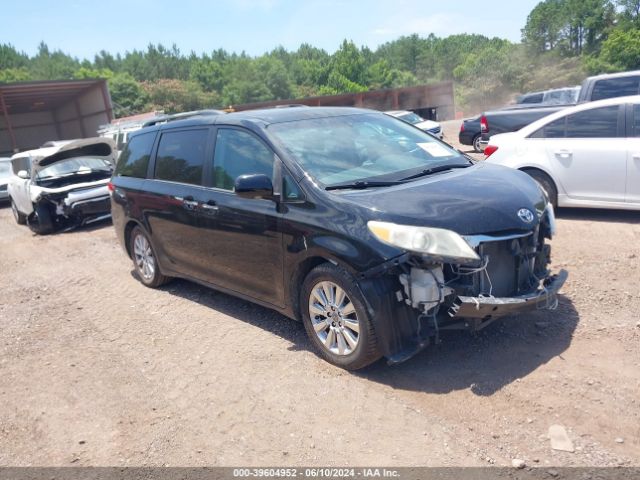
<box><xmin>124</xmin><ymin>221</ymin><xmax>139</xmax><ymax>259</ymax></box>
<box><xmin>289</xmin><ymin>256</ymin><xmax>331</xmax><ymax>321</ymax></box>
<box><xmin>520</xmin><ymin>167</ymin><xmax>557</xmax><ymax>190</ymax></box>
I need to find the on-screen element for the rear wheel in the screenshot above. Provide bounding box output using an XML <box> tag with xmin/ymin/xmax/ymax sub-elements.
<box><xmin>130</xmin><ymin>226</ymin><xmax>169</xmax><ymax>288</ymax></box>
<box><xmin>10</xmin><ymin>198</ymin><xmax>26</xmax><ymax>225</ymax></box>
<box><xmin>523</xmin><ymin>169</ymin><xmax>558</xmax><ymax>209</ymax></box>
<box><xmin>300</xmin><ymin>263</ymin><xmax>381</xmax><ymax>370</ymax></box>
<box><xmin>472</xmin><ymin>134</ymin><xmax>483</xmax><ymax>153</ymax></box>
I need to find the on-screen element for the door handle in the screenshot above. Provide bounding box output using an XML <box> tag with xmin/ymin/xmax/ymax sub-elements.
<box><xmin>554</xmin><ymin>150</ymin><xmax>572</xmax><ymax>158</ymax></box>
<box><xmin>200</xmin><ymin>200</ymin><xmax>219</xmax><ymax>214</ymax></box>
<box><xmin>182</xmin><ymin>195</ymin><xmax>199</xmax><ymax>209</ymax></box>
<box><xmin>633</xmin><ymin>153</ymin><xmax>640</xmax><ymax>161</ymax></box>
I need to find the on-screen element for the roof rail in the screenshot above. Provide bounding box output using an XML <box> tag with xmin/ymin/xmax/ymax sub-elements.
<box><xmin>142</xmin><ymin>109</ymin><xmax>226</xmax><ymax>128</ymax></box>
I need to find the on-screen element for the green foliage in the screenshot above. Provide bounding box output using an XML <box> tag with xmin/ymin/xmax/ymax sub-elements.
<box><xmin>596</xmin><ymin>28</ymin><xmax>640</xmax><ymax>71</ymax></box>
<box><xmin>108</xmin><ymin>73</ymin><xmax>149</xmax><ymax>117</ymax></box>
<box><xmin>522</xmin><ymin>0</ymin><xmax>616</xmax><ymax>55</ymax></box>
<box><xmin>0</xmin><ymin>67</ymin><xmax>31</xmax><ymax>83</ymax></box>
<box><xmin>143</xmin><ymin>79</ymin><xmax>218</xmax><ymax>113</ymax></box>
<box><xmin>73</xmin><ymin>67</ymin><xmax>114</xmax><ymax>80</ymax></box>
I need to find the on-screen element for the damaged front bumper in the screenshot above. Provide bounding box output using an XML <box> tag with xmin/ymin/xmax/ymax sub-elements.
<box><xmin>446</xmin><ymin>269</ymin><xmax>568</xmax><ymax>326</ymax></box>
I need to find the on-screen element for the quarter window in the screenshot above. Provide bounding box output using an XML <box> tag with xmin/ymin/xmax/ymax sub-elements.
<box><xmin>115</xmin><ymin>131</ymin><xmax>155</xmax><ymax>178</ymax></box>
<box><xmin>212</xmin><ymin>129</ymin><xmax>274</xmax><ymax>191</ymax></box>
<box><xmin>632</xmin><ymin>105</ymin><xmax>640</xmax><ymax>137</ymax></box>
<box><xmin>530</xmin><ymin>118</ymin><xmax>565</xmax><ymax>139</ymax></box>
<box><xmin>154</xmin><ymin>129</ymin><xmax>208</xmax><ymax>185</ymax></box>
<box><xmin>565</xmin><ymin>106</ymin><xmax>619</xmax><ymax>138</ymax></box>
<box><xmin>591</xmin><ymin>76</ymin><xmax>640</xmax><ymax>101</ymax></box>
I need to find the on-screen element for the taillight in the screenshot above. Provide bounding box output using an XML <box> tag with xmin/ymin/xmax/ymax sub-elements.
<box><xmin>460</xmin><ymin>122</ymin><xmax>465</xmax><ymax>132</ymax></box>
<box><xmin>484</xmin><ymin>145</ymin><xmax>499</xmax><ymax>157</ymax></box>
<box><xmin>107</xmin><ymin>181</ymin><xmax>114</xmax><ymax>192</ymax></box>
<box><xmin>480</xmin><ymin>115</ymin><xmax>488</xmax><ymax>133</ymax></box>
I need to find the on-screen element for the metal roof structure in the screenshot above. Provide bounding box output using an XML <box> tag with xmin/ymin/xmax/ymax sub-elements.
<box><xmin>0</xmin><ymin>79</ymin><xmax>113</xmax><ymax>154</ymax></box>
<box><xmin>0</xmin><ymin>79</ymin><xmax>110</xmax><ymax>115</ymax></box>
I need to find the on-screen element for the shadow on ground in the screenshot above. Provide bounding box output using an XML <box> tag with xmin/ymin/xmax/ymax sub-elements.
<box><xmin>154</xmin><ymin>274</ymin><xmax>579</xmax><ymax>397</ymax></box>
<box><xmin>557</xmin><ymin>207</ymin><xmax>639</xmax><ymax>225</ymax></box>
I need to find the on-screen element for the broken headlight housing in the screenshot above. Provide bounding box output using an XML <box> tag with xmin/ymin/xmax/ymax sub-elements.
<box><xmin>368</xmin><ymin>221</ymin><xmax>480</xmax><ymax>264</ymax></box>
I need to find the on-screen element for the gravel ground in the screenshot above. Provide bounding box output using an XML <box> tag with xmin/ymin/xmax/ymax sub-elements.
<box><xmin>0</xmin><ymin>136</ymin><xmax>639</xmax><ymax>467</ymax></box>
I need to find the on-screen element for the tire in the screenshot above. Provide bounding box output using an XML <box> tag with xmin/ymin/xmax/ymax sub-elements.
<box><xmin>300</xmin><ymin>263</ymin><xmax>381</xmax><ymax>370</ymax></box>
<box><xmin>27</xmin><ymin>204</ymin><xmax>54</xmax><ymax>234</ymax></box>
<box><xmin>10</xmin><ymin>198</ymin><xmax>27</xmax><ymax>225</ymax></box>
<box><xmin>472</xmin><ymin>134</ymin><xmax>483</xmax><ymax>153</ymax></box>
<box><xmin>129</xmin><ymin>226</ymin><xmax>170</xmax><ymax>288</ymax></box>
<box><xmin>524</xmin><ymin>169</ymin><xmax>558</xmax><ymax>210</ymax></box>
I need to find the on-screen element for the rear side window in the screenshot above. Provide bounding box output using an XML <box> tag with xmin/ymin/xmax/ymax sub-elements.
<box><xmin>565</xmin><ymin>106</ymin><xmax>619</xmax><ymax>138</ymax></box>
<box><xmin>530</xmin><ymin>118</ymin><xmax>566</xmax><ymax>139</ymax></box>
<box><xmin>115</xmin><ymin>132</ymin><xmax>155</xmax><ymax>178</ymax></box>
<box><xmin>154</xmin><ymin>129</ymin><xmax>208</xmax><ymax>185</ymax></box>
<box><xmin>591</xmin><ymin>77</ymin><xmax>640</xmax><ymax>101</ymax></box>
<box><xmin>520</xmin><ymin>93</ymin><xmax>543</xmax><ymax>104</ymax></box>
<box><xmin>212</xmin><ymin>129</ymin><xmax>274</xmax><ymax>190</ymax></box>
<box><xmin>632</xmin><ymin>105</ymin><xmax>640</xmax><ymax>137</ymax></box>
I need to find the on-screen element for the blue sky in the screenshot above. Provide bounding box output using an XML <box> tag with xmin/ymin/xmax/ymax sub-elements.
<box><xmin>5</xmin><ymin>0</ymin><xmax>541</xmax><ymax>59</ymax></box>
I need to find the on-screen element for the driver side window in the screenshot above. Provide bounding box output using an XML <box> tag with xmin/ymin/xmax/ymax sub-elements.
<box><xmin>212</xmin><ymin>129</ymin><xmax>274</xmax><ymax>191</ymax></box>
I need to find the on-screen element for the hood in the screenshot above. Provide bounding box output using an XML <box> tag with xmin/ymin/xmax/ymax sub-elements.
<box><xmin>13</xmin><ymin>138</ymin><xmax>116</xmax><ymax>174</ymax></box>
<box><xmin>335</xmin><ymin>163</ymin><xmax>547</xmax><ymax>236</ymax></box>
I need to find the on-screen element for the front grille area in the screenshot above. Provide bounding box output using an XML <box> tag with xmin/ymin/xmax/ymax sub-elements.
<box><xmin>0</xmin><ymin>185</ymin><xmax>7</xmax><ymax>192</ymax></box>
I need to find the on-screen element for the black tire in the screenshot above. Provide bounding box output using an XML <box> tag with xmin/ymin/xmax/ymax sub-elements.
<box><xmin>27</xmin><ymin>204</ymin><xmax>54</xmax><ymax>234</ymax></box>
<box><xmin>472</xmin><ymin>134</ymin><xmax>483</xmax><ymax>153</ymax></box>
<box><xmin>129</xmin><ymin>226</ymin><xmax>170</xmax><ymax>288</ymax></box>
<box><xmin>10</xmin><ymin>198</ymin><xmax>27</xmax><ymax>225</ymax></box>
<box><xmin>523</xmin><ymin>169</ymin><xmax>558</xmax><ymax>210</ymax></box>
<box><xmin>300</xmin><ymin>263</ymin><xmax>381</xmax><ymax>370</ymax></box>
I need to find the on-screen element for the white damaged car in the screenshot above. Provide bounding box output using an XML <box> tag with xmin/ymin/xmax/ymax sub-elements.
<box><xmin>8</xmin><ymin>138</ymin><xmax>116</xmax><ymax>234</ymax></box>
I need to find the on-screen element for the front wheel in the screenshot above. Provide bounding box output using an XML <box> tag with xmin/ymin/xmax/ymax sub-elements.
<box><xmin>300</xmin><ymin>263</ymin><xmax>381</xmax><ymax>370</ymax></box>
<box><xmin>129</xmin><ymin>226</ymin><xmax>170</xmax><ymax>288</ymax></box>
<box><xmin>27</xmin><ymin>204</ymin><xmax>54</xmax><ymax>234</ymax></box>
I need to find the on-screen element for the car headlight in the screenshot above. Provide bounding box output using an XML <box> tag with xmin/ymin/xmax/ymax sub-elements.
<box><xmin>368</xmin><ymin>221</ymin><xmax>480</xmax><ymax>264</ymax></box>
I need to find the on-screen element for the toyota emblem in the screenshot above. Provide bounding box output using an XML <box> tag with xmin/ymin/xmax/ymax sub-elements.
<box><xmin>517</xmin><ymin>208</ymin><xmax>535</xmax><ymax>223</ymax></box>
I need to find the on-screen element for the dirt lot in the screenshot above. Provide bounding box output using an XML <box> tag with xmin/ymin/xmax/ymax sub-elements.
<box><xmin>0</xmin><ymin>132</ymin><xmax>639</xmax><ymax>467</ymax></box>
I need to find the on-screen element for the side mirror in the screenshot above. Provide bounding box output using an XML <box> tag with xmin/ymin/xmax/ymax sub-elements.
<box><xmin>17</xmin><ymin>170</ymin><xmax>30</xmax><ymax>179</ymax></box>
<box><xmin>234</xmin><ymin>174</ymin><xmax>274</xmax><ymax>200</ymax></box>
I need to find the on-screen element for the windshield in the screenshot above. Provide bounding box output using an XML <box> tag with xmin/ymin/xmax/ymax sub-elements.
<box><xmin>397</xmin><ymin>112</ymin><xmax>424</xmax><ymax>124</ymax></box>
<box><xmin>36</xmin><ymin>157</ymin><xmax>113</xmax><ymax>180</ymax></box>
<box><xmin>269</xmin><ymin>113</ymin><xmax>469</xmax><ymax>187</ymax></box>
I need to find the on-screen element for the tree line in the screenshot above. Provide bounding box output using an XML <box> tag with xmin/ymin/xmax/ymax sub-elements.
<box><xmin>1</xmin><ymin>0</ymin><xmax>639</xmax><ymax>117</ymax></box>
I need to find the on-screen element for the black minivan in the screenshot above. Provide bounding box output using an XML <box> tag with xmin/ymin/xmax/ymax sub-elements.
<box><xmin>110</xmin><ymin>107</ymin><xmax>566</xmax><ymax>370</ymax></box>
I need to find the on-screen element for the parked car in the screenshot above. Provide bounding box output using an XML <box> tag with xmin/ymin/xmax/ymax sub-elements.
<box><xmin>8</xmin><ymin>138</ymin><xmax>116</xmax><ymax>234</ymax></box>
<box><xmin>484</xmin><ymin>96</ymin><xmax>640</xmax><ymax>211</ymax></box>
<box><xmin>516</xmin><ymin>86</ymin><xmax>580</xmax><ymax>106</ymax></box>
<box><xmin>458</xmin><ymin>116</ymin><xmax>483</xmax><ymax>152</ymax></box>
<box><xmin>481</xmin><ymin>70</ymin><xmax>640</xmax><ymax>147</ymax></box>
<box><xmin>385</xmin><ymin>110</ymin><xmax>443</xmax><ymax>139</ymax></box>
<box><xmin>110</xmin><ymin>107</ymin><xmax>565</xmax><ymax>370</ymax></box>
<box><xmin>0</xmin><ymin>158</ymin><xmax>11</xmax><ymax>202</ymax></box>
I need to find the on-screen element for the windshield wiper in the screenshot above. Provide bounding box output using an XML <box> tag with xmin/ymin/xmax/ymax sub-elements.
<box><xmin>400</xmin><ymin>163</ymin><xmax>471</xmax><ymax>181</ymax></box>
<box><xmin>326</xmin><ymin>180</ymin><xmax>405</xmax><ymax>191</ymax></box>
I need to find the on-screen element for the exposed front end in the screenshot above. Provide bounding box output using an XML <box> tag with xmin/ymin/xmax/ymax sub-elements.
<box><xmin>363</xmin><ymin>205</ymin><xmax>566</xmax><ymax>364</ymax></box>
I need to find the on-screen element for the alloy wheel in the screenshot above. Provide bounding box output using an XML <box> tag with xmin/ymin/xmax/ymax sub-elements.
<box><xmin>308</xmin><ymin>281</ymin><xmax>360</xmax><ymax>356</ymax></box>
<box><xmin>133</xmin><ymin>233</ymin><xmax>155</xmax><ymax>281</ymax></box>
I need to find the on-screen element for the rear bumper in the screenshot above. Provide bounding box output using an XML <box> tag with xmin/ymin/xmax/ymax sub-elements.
<box><xmin>448</xmin><ymin>269</ymin><xmax>568</xmax><ymax>320</ymax></box>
